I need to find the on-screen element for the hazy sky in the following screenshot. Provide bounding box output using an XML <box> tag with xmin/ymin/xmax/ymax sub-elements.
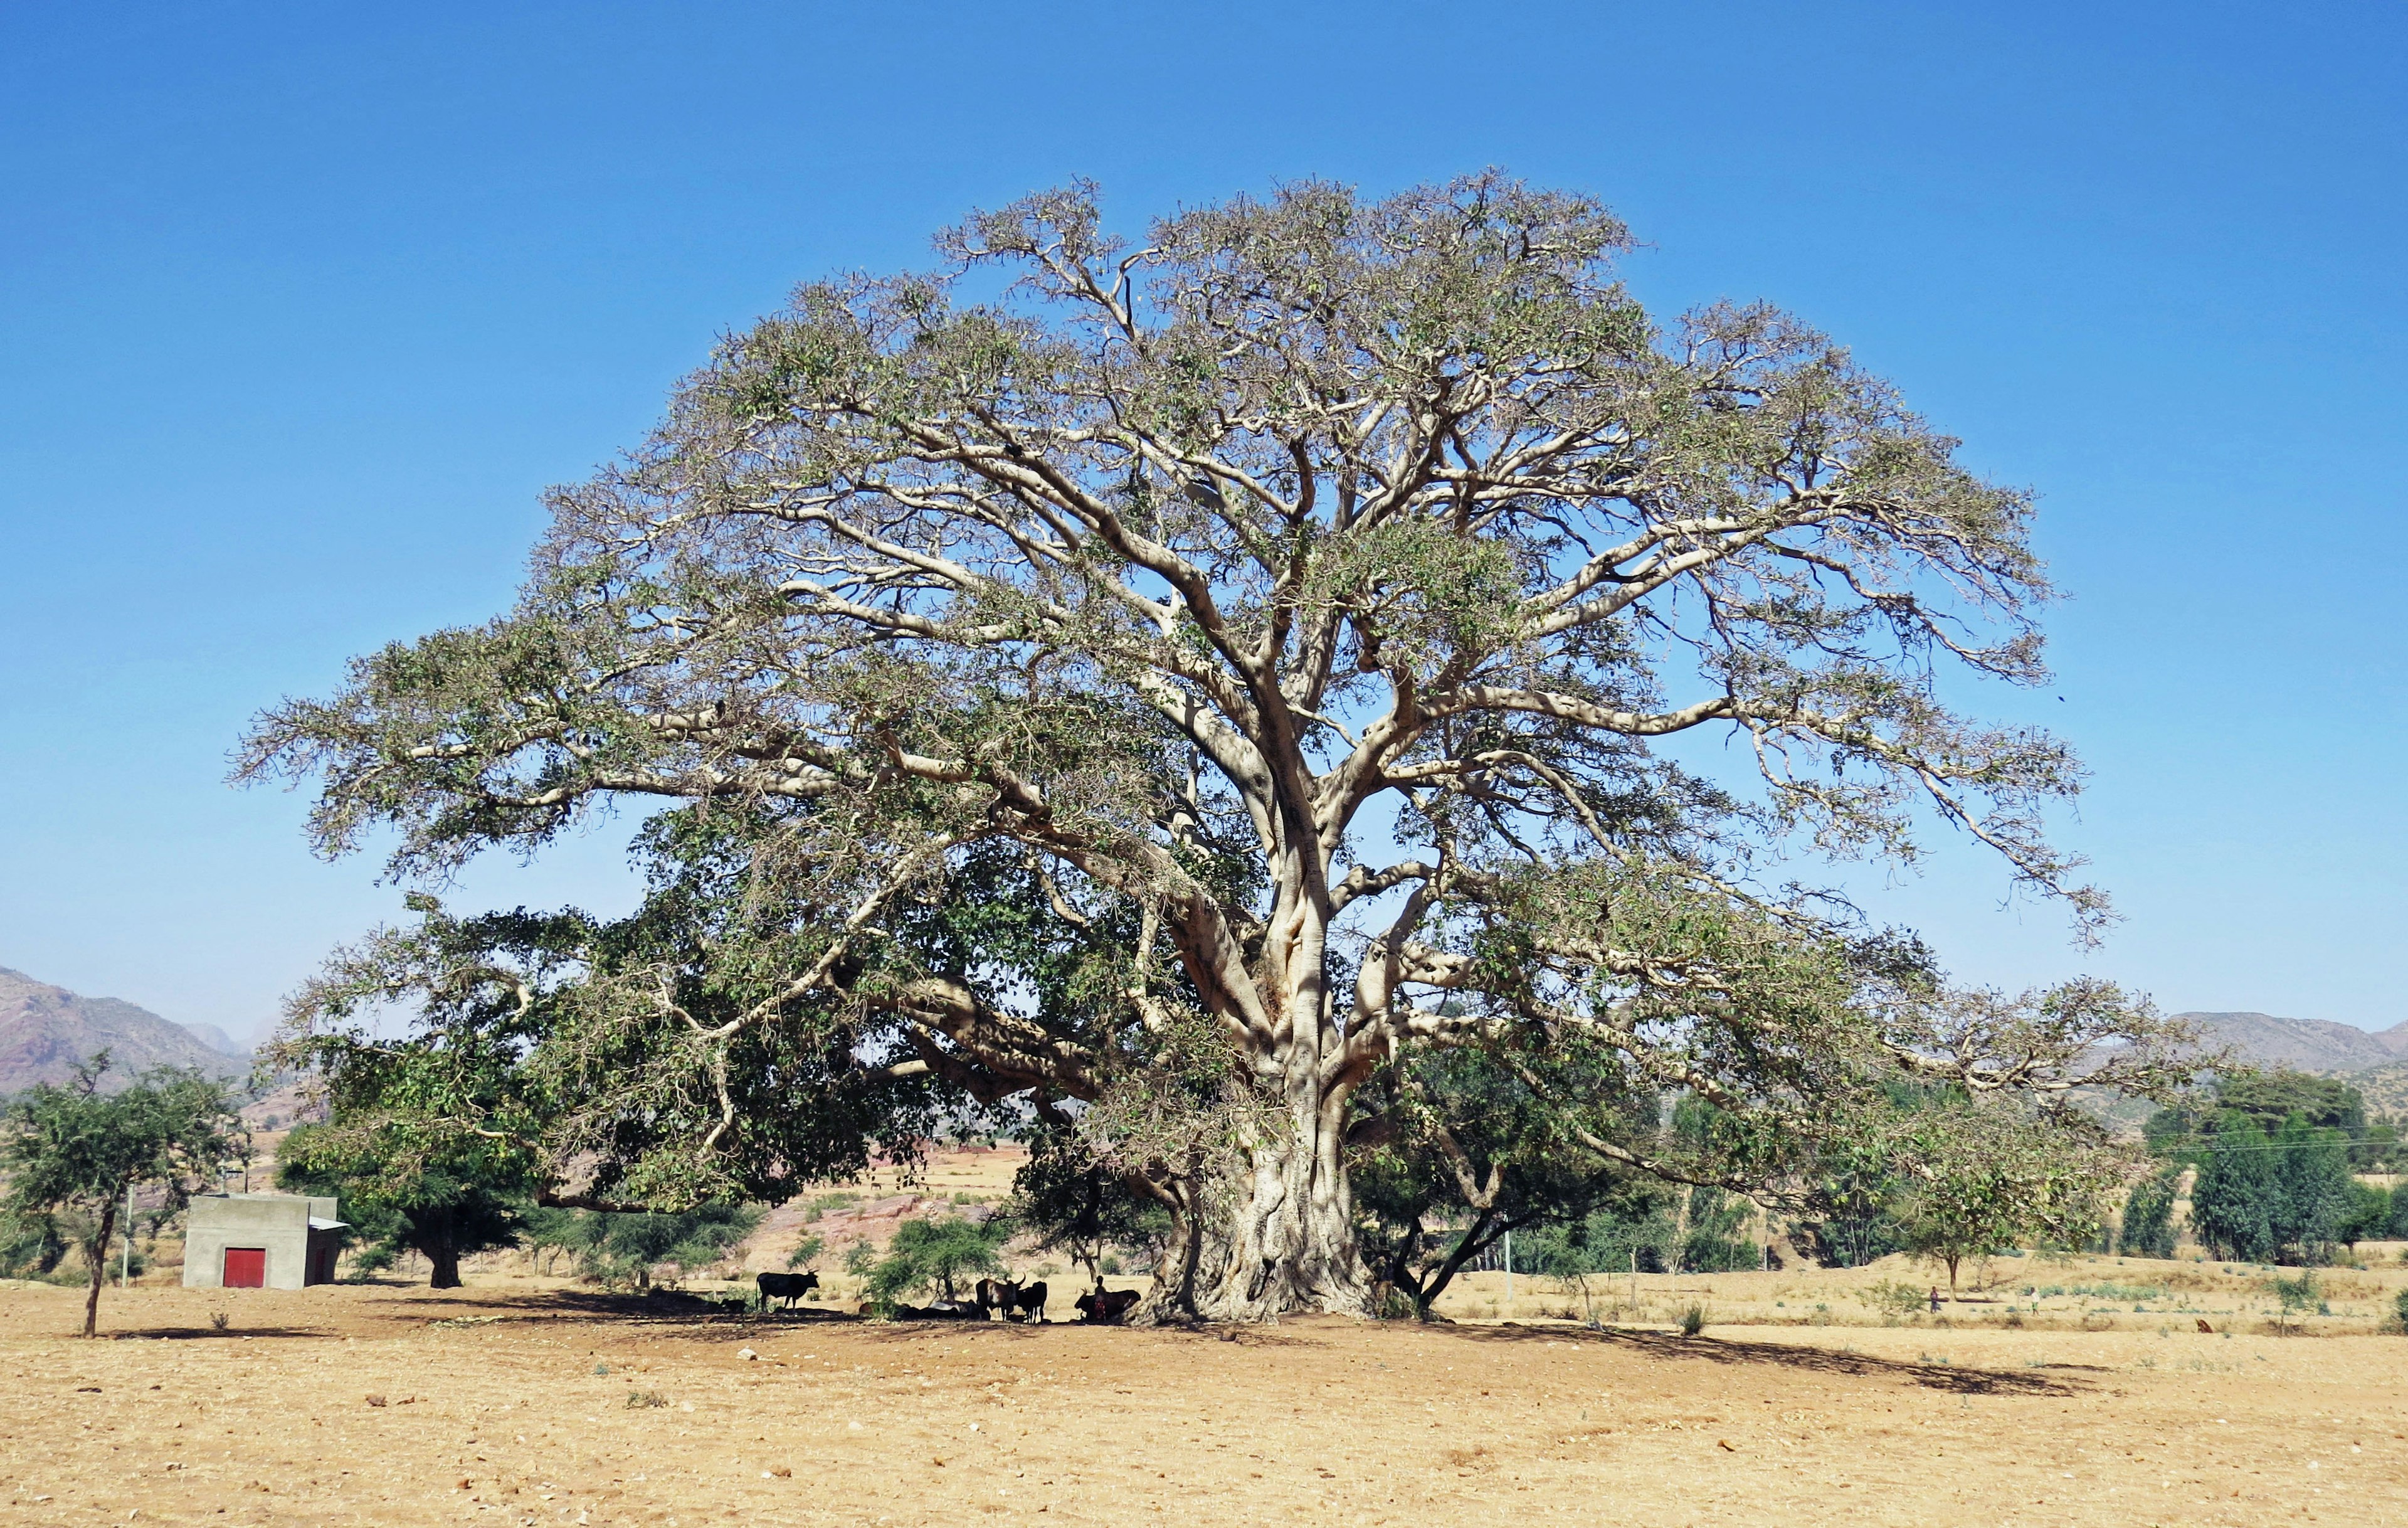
<box><xmin>3</xmin><ymin>3</ymin><xmax>2402</xmax><ymax>1042</ymax></box>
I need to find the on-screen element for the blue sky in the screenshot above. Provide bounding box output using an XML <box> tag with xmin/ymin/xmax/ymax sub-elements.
<box><xmin>2</xmin><ymin>2</ymin><xmax>2401</xmax><ymax>1041</ymax></box>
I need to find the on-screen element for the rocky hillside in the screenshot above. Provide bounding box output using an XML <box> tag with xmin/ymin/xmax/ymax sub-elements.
<box><xmin>0</xmin><ymin>966</ymin><xmax>250</xmax><ymax>1093</ymax></box>
<box><xmin>2173</xmin><ymin>1009</ymin><xmax>2408</xmax><ymax>1117</ymax></box>
<box><xmin>2177</xmin><ymin>1011</ymin><xmax>2408</xmax><ymax>1073</ymax></box>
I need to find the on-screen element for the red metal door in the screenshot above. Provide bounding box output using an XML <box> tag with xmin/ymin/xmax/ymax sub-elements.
<box><xmin>223</xmin><ymin>1248</ymin><xmax>267</xmax><ymax>1288</ymax></box>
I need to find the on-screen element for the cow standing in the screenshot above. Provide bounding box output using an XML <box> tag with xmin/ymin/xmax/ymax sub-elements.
<box><xmin>1012</xmin><ymin>1281</ymin><xmax>1048</xmax><ymax>1322</ymax></box>
<box><xmin>974</xmin><ymin>1277</ymin><xmax>1022</xmax><ymax>1319</ymax></box>
<box><xmin>756</xmin><ymin>1270</ymin><xmax>820</xmax><ymax>1310</ymax></box>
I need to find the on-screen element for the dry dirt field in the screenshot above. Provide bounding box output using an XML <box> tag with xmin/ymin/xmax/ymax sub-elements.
<box><xmin>3</xmin><ymin>1265</ymin><xmax>2405</xmax><ymax>1528</ymax></box>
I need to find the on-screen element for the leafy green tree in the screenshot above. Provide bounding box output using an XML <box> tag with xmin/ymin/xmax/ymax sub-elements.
<box><xmin>852</xmin><ymin>1216</ymin><xmax>1008</xmax><ymax>1305</ymax></box>
<box><xmin>1790</xmin><ymin>1145</ymin><xmax>1904</xmax><ymax>1270</ymax></box>
<box><xmin>241</xmin><ymin>175</ymin><xmax>2200</xmax><ymax>1320</ymax></box>
<box><xmin>1521</xmin><ymin>1191</ymin><xmax>1679</xmax><ymax>1285</ymax></box>
<box><xmin>2266</xmin><ymin>1115</ymin><xmax>2353</xmax><ymax>1265</ymax></box>
<box><xmin>1890</xmin><ymin>1094</ymin><xmax>2120</xmax><ymax>1295</ymax></box>
<box><xmin>2337</xmin><ymin>1181</ymin><xmax>2390</xmax><ymax>1256</ymax></box>
<box><xmin>1006</xmin><ymin>1123</ymin><xmax>1172</xmax><ymax>1288</ymax></box>
<box><xmin>0</xmin><ymin>1056</ymin><xmax>235</xmax><ymax>1336</ymax></box>
<box><xmin>2189</xmin><ymin>1113</ymin><xmax>2281</xmax><ymax>1262</ymax></box>
<box><xmin>2215</xmin><ymin>1074</ymin><xmax>2363</xmax><ymax>1135</ymax></box>
<box><xmin>278</xmin><ymin>1122</ymin><xmax>529</xmax><ymax>1288</ymax></box>
<box><xmin>1677</xmin><ymin>1187</ymin><xmax>1763</xmax><ymax>1273</ymax></box>
<box><xmin>0</xmin><ymin>1211</ymin><xmax>71</xmax><ymax>1280</ymax></box>
<box><xmin>1349</xmin><ymin>1046</ymin><xmax>1689</xmax><ymax>1318</ymax></box>
<box><xmin>2117</xmin><ymin>1162</ymin><xmax>2182</xmax><ymax>1259</ymax></box>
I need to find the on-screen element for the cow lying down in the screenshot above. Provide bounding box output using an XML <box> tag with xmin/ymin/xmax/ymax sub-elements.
<box><xmin>862</xmin><ymin>1300</ymin><xmax>985</xmax><ymax>1320</ymax></box>
<box><xmin>1074</xmin><ymin>1287</ymin><xmax>1139</xmax><ymax>1323</ymax></box>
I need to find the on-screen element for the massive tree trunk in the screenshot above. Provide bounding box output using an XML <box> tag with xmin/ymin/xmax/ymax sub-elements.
<box><xmin>1139</xmin><ymin>1080</ymin><xmax>1371</xmax><ymax>1322</ymax></box>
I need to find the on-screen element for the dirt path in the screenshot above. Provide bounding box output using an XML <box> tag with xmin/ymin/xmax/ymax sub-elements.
<box><xmin>2</xmin><ymin>1281</ymin><xmax>2402</xmax><ymax>1525</ymax></box>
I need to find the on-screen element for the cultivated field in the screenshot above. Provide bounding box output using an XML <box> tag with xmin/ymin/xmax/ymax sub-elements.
<box><xmin>4</xmin><ymin>1253</ymin><xmax>2404</xmax><ymax>1527</ymax></box>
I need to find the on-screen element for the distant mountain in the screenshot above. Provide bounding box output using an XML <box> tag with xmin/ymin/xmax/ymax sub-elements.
<box><xmin>2173</xmin><ymin>1011</ymin><xmax>2404</xmax><ymax>1074</ymax></box>
<box><xmin>0</xmin><ymin>967</ymin><xmax>250</xmax><ymax>1094</ymax></box>
<box><xmin>2351</xmin><ymin>1059</ymin><xmax>2408</xmax><ymax>1119</ymax></box>
<box><xmin>178</xmin><ymin>1021</ymin><xmax>253</xmax><ymax>1060</ymax></box>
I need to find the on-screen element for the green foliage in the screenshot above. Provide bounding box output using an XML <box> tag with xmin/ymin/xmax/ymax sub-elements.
<box><xmin>1677</xmin><ymin>1187</ymin><xmax>1763</xmax><ymax>1273</ymax></box>
<box><xmin>1677</xmin><ymin>1303</ymin><xmax>1706</xmax><ymax>1337</ymax></box>
<box><xmin>784</xmin><ymin>1233</ymin><xmax>825</xmax><ymax>1271</ymax></box>
<box><xmin>0</xmin><ymin>1055</ymin><xmax>235</xmax><ymax>1335</ymax></box>
<box><xmin>2189</xmin><ymin>1111</ymin><xmax>2354</xmax><ymax>1266</ymax></box>
<box><xmin>2150</xmin><ymin>1070</ymin><xmax>2402</xmax><ymax>1172</ymax></box>
<box><xmin>2393</xmin><ymin>1287</ymin><xmax>2408</xmax><ymax>1334</ymax></box>
<box><xmin>0</xmin><ymin>1211</ymin><xmax>70</xmax><ymax>1279</ymax></box>
<box><xmin>2215</xmin><ymin>1074</ymin><xmax>2364</xmax><ymax>1135</ymax></box>
<box><xmin>2118</xmin><ymin>1162</ymin><xmax>2182</xmax><ymax>1260</ymax></box>
<box><xmin>524</xmin><ymin>1204</ymin><xmax>761</xmax><ymax>1292</ymax></box>
<box><xmin>855</xmin><ymin>1216</ymin><xmax>1008</xmax><ymax>1304</ymax></box>
<box><xmin>2338</xmin><ymin>1182</ymin><xmax>2390</xmax><ymax>1251</ymax></box>
<box><xmin>1351</xmin><ymin>1045</ymin><xmax>1679</xmax><ymax>1315</ymax></box>
<box><xmin>277</xmin><ymin>1120</ymin><xmax>529</xmax><ymax>1288</ymax></box>
<box><xmin>2268</xmin><ymin>1269</ymin><xmax>2320</xmax><ymax>1333</ymax></box>
<box><xmin>1865</xmin><ymin>1278</ymin><xmax>1929</xmax><ymax>1315</ymax></box>
<box><xmin>1005</xmin><ymin>1123</ymin><xmax>1171</xmax><ymax>1284</ymax></box>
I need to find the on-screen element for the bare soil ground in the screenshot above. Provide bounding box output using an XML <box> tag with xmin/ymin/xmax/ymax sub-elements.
<box><xmin>5</xmin><ymin>1265</ymin><xmax>2405</xmax><ymax>1527</ymax></box>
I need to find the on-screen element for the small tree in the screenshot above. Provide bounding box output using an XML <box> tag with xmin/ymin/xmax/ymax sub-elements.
<box><xmin>1349</xmin><ymin>1046</ymin><xmax>1679</xmax><ymax>1319</ymax></box>
<box><xmin>1006</xmin><ymin>1125</ymin><xmax>1171</xmax><ymax>1289</ymax></box>
<box><xmin>852</xmin><ymin>1216</ymin><xmax>1008</xmax><ymax>1305</ymax></box>
<box><xmin>0</xmin><ymin>1055</ymin><xmax>235</xmax><ymax>1336</ymax></box>
<box><xmin>2337</xmin><ymin>1182</ymin><xmax>2389</xmax><ymax>1258</ymax></box>
<box><xmin>1891</xmin><ymin>1095</ymin><xmax>2118</xmax><ymax>1297</ymax></box>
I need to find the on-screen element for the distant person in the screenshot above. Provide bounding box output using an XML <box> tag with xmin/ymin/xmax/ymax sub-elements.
<box><xmin>1929</xmin><ymin>1285</ymin><xmax>1941</xmax><ymax>1313</ymax></box>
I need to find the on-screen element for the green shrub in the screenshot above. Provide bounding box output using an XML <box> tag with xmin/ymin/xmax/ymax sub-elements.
<box><xmin>855</xmin><ymin>1216</ymin><xmax>1008</xmax><ymax>1304</ymax></box>
<box><xmin>1678</xmin><ymin>1303</ymin><xmax>1706</xmax><ymax>1337</ymax></box>
<box><xmin>1864</xmin><ymin>1278</ymin><xmax>1929</xmax><ymax>1315</ymax></box>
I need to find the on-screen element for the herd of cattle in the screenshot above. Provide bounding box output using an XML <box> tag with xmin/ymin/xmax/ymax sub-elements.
<box><xmin>753</xmin><ymin>1270</ymin><xmax>1143</xmax><ymax>1324</ymax></box>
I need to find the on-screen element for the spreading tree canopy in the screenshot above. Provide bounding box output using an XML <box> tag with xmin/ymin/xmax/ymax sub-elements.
<box><xmin>1</xmin><ymin>1056</ymin><xmax>235</xmax><ymax>1336</ymax></box>
<box><xmin>244</xmin><ymin>175</ymin><xmax>2196</xmax><ymax>1320</ymax></box>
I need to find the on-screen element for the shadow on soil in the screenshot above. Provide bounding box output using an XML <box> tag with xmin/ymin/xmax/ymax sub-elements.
<box><xmin>1442</xmin><ymin>1323</ymin><xmax>2084</xmax><ymax>1396</ymax></box>
<box><xmin>110</xmin><ymin>1326</ymin><xmax>334</xmax><ymax>1341</ymax></box>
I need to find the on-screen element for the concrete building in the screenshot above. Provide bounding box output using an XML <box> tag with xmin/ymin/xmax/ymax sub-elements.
<box><xmin>181</xmin><ymin>1193</ymin><xmax>344</xmax><ymax>1289</ymax></box>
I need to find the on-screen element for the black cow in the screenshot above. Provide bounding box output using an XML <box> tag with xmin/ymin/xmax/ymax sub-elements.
<box><xmin>756</xmin><ymin>1270</ymin><xmax>820</xmax><ymax>1310</ymax></box>
<box><xmin>1012</xmin><ymin>1281</ymin><xmax>1048</xmax><ymax>1323</ymax></box>
<box><xmin>1074</xmin><ymin>1287</ymin><xmax>1138</xmax><ymax>1324</ymax></box>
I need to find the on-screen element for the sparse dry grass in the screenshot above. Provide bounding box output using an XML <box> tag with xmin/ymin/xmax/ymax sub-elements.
<box><xmin>3</xmin><ymin>1256</ymin><xmax>2404</xmax><ymax>1525</ymax></box>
